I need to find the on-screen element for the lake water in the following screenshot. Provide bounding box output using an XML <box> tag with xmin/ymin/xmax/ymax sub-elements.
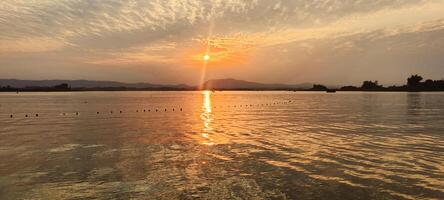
<box><xmin>0</xmin><ymin>91</ymin><xmax>443</xmax><ymax>199</ymax></box>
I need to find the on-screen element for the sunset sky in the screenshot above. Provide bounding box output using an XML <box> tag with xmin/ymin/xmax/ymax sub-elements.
<box><xmin>1</xmin><ymin>0</ymin><xmax>444</xmax><ymax>86</ymax></box>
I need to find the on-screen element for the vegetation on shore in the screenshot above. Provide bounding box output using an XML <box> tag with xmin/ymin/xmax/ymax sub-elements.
<box><xmin>1</xmin><ymin>75</ymin><xmax>443</xmax><ymax>92</ymax></box>
<box><xmin>310</xmin><ymin>75</ymin><xmax>444</xmax><ymax>92</ymax></box>
<box><xmin>0</xmin><ymin>83</ymin><xmax>196</xmax><ymax>92</ymax></box>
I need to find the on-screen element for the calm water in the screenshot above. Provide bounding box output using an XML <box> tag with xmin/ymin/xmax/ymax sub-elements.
<box><xmin>0</xmin><ymin>91</ymin><xmax>443</xmax><ymax>200</ymax></box>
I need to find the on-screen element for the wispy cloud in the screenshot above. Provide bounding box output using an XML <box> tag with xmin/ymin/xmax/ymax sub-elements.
<box><xmin>0</xmin><ymin>0</ymin><xmax>443</xmax><ymax>84</ymax></box>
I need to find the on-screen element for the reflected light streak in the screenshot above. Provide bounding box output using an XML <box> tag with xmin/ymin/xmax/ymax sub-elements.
<box><xmin>200</xmin><ymin>91</ymin><xmax>214</xmax><ymax>145</ymax></box>
<box><xmin>198</xmin><ymin>61</ymin><xmax>209</xmax><ymax>90</ymax></box>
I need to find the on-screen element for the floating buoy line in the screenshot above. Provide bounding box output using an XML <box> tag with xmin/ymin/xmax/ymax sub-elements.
<box><xmin>4</xmin><ymin>100</ymin><xmax>293</xmax><ymax>119</ymax></box>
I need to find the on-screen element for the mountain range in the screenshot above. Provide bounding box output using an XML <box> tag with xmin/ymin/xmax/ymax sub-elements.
<box><xmin>0</xmin><ymin>79</ymin><xmax>188</xmax><ymax>89</ymax></box>
<box><xmin>201</xmin><ymin>79</ymin><xmax>311</xmax><ymax>90</ymax></box>
<box><xmin>0</xmin><ymin>78</ymin><xmax>312</xmax><ymax>90</ymax></box>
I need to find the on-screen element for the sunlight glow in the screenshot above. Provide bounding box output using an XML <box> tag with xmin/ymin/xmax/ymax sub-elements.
<box><xmin>203</xmin><ymin>54</ymin><xmax>210</xmax><ymax>61</ymax></box>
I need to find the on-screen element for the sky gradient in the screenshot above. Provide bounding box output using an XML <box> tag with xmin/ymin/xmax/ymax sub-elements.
<box><xmin>1</xmin><ymin>0</ymin><xmax>444</xmax><ymax>86</ymax></box>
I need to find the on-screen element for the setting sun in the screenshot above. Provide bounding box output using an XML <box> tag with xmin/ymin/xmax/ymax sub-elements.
<box><xmin>203</xmin><ymin>54</ymin><xmax>210</xmax><ymax>61</ymax></box>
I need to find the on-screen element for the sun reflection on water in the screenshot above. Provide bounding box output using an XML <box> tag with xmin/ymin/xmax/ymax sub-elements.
<box><xmin>200</xmin><ymin>91</ymin><xmax>215</xmax><ymax>145</ymax></box>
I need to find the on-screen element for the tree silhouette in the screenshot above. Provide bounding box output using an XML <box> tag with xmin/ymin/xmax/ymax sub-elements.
<box><xmin>310</xmin><ymin>84</ymin><xmax>328</xmax><ymax>91</ymax></box>
<box><xmin>407</xmin><ymin>74</ymin><xmax>423</xmax><ymax>89</ymax></box>
<box><xmin>361</xmin><ymin>80</ymin><xmax>383</xmax><ymax>90</ymax></box>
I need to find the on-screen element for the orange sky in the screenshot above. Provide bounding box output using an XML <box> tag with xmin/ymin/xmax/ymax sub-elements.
<box><xmin>1</xmin><ymin>0</ymin><xmax>444</xmax><ymax>85</ymax></box>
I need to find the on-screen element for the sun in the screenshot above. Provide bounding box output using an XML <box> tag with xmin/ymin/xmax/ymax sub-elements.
<box><xmin>203</xmin><ymin>54</ymin><xmax>210</xmax><ymax>61</ymax></box>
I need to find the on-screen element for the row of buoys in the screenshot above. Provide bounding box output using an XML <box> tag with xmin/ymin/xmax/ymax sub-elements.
<box><xmin>92</xmin><ymin>108</ymin><xmax>184</xmax><ymax>114</ymax></box>
<box><xmin>211</xmin><ymin>100</ymin><xmax>293</xmax><ymax>109</ymax></box>
<box><xmin>6</xmin><ymin>100</ymin><xmax>293</xmax><ymax>119</ymax></box>
<box><xmin>7</xmin><ymin>107</ymin><xmax>184</xmax><ymax>118</ymax></box>
<box><xmin>10</xmin><ymin>113</ymin><xmax>39</xmax><ymax>118</ymax></box>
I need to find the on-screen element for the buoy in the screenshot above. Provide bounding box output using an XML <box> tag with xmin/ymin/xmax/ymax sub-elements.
<box><xmin>63</xmin><ymin>113</ymin><xmax>66</xmax><ymax>116</ymax></box>
<box><xmin>120</xmin><ymin>111</ymin><xmax>122</xmax><ymax>113</ymax></box>
<box><xmin>76</xmin><ymin>112</ymin><xmax>79</xmax><ymax>115</ymax></box>
<box><xmin>173</xmin><ymin>108</ymin><xmax>175</xmax><ymax>111</ymax></box>
<box><xmin>110</xmin><ymin>111</ymin><xmax>113</xmax><ymax>114</ymax></box>
<box><xmin>180</xmin><ymin>108</ymin><xmax>182</xmax><ymax>111</ymax></box>
<box><xmin>165</xmin><ymin>109</ymin><xmax>167</xmax><ymax>112</ymax></box>
<box><xmin>148</xmin><ymin>109</ymin><xmax>151</xmax><ymax>112</ymax></box>
<box><xmin>136</xmin><ymin>110</ymin><xmax>138</xmax><ymax>112</ymax></box>
<box><xmin>143</xmin><ymin>109</ymin><xmax>146</xmax><ymax>112</ymax></box>
<box><xmin>97</xmin><ymin>112</ymin><xmax>99</xmax><ymax>114</ymax></box>
<box><xmin>35</xmin><ymin>114</ymin><xmax>39</xmax><ymax>117</ymax></box>
<box><xmin>156</xmin><ymin>109</ymin><xmax>158</xmax><ymax>112</ymax></box>
<box><xmin>25</xmin><ymin>114</ymin><xmax>28</xmax><ymax>117</ymax></box>
<box><xmin>10</xmin><ymin>114</ymin><xmax>13</xmax><ymax>118</ymax></box>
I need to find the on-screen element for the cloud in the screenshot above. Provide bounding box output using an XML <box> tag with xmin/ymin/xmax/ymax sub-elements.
<box><xmin>1</xmin><ymin>0</ymin><xmax>433</xmax><ymax>51</ymax></box>
<box><xmin>0</xmin><ymin>0</ymin><xmax>443</xmax><ymax>84</ymax></box>
<box><xmin>0</xmin><ymin>37</ymin><xmax>67</xmax><ymax>53</ymax></box>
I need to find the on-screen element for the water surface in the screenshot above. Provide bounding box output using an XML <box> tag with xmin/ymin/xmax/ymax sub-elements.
<box><xmin>1</xmin><ymin>91</ymin><xmax>443</xmax><ymax>199</ymax></box>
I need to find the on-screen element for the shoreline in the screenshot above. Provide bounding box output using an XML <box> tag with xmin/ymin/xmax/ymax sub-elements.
<box><xmin>2</xmin><ymin>89</ymin><xmax>444</xmax><ymax>93</ymax></box>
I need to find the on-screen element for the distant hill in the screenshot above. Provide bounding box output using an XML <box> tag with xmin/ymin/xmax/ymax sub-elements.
<box><xmin>0</xmin><ymin>78</ymin><xmax>312</xmax><ymax>91</ymax></box>
<box><xmin>3</xmin><ymin>74</ymin><xmax>442</xmax><ymax>92</ymax></box>
<box><xmin>202</xmin><ymin>78</ymin><xmax>312</xmax><ymax>90</ymax></box>
<box><xmin>0</xmin><ymin>79</ymin><xmax>190</xmax><ymax>89</ymax></box>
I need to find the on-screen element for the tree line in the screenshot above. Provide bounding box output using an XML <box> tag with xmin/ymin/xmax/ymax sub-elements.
<box><xmin>1</xmin><ymin>75</ymin><xmax>443</xmax><ymax>92</ymax></box>
<box><xmin>311</xmin><ymin>75</ymin><xmax>444</xmax><ymax>92</ymax></box>
<box><xmin>0</xmin><ymin>83</ymin><xmax>70</xmax><ymax>92</ymax></box>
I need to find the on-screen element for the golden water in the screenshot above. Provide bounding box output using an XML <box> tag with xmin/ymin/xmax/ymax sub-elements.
<box><xmin>0</xmin><ymin>91</ymin><xmax>443</xmax><ymax>199</ymax></box>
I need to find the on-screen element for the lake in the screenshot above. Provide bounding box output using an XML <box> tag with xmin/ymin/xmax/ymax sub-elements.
<box><xmin>0</xmin><ymin>91</ymin><xmax>443</xmax><ymax>199</ymax></box>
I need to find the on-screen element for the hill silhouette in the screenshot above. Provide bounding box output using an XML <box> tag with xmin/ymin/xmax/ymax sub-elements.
<box><xmin>0</xmin><ymin>78</ymin><xmax>313</xmax><ymax>91</ymax></box>
<box><xmin>1</xmin><ymin>75</ymin><xmax>443</xmax><ymax>92</ymax></box>
<box><xmin>0</xmin><ymin>79</ymin><xmax>189</xmax><ymax>89</ymax></box>
<box><xmin>201</xmin><ymin>79</ymin><xmax>312</xmax><ymax>90</ymax></box>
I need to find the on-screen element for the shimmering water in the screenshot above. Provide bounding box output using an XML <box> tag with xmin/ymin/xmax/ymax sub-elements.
<box><xmin>1</xmin><ymin>91</ymin><xmax>443</xmax><ymax>200</ymax></box>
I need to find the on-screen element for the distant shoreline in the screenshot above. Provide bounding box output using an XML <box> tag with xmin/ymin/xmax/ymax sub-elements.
<box><xmin>1</xmin><ymin>74</ymin><xmax>443</xmax><ymax>92</ymax></box>
<box><xmin>1</xmin><ymin>88</ymin><xmax>444</xmax><ymax>92</ymax></box>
